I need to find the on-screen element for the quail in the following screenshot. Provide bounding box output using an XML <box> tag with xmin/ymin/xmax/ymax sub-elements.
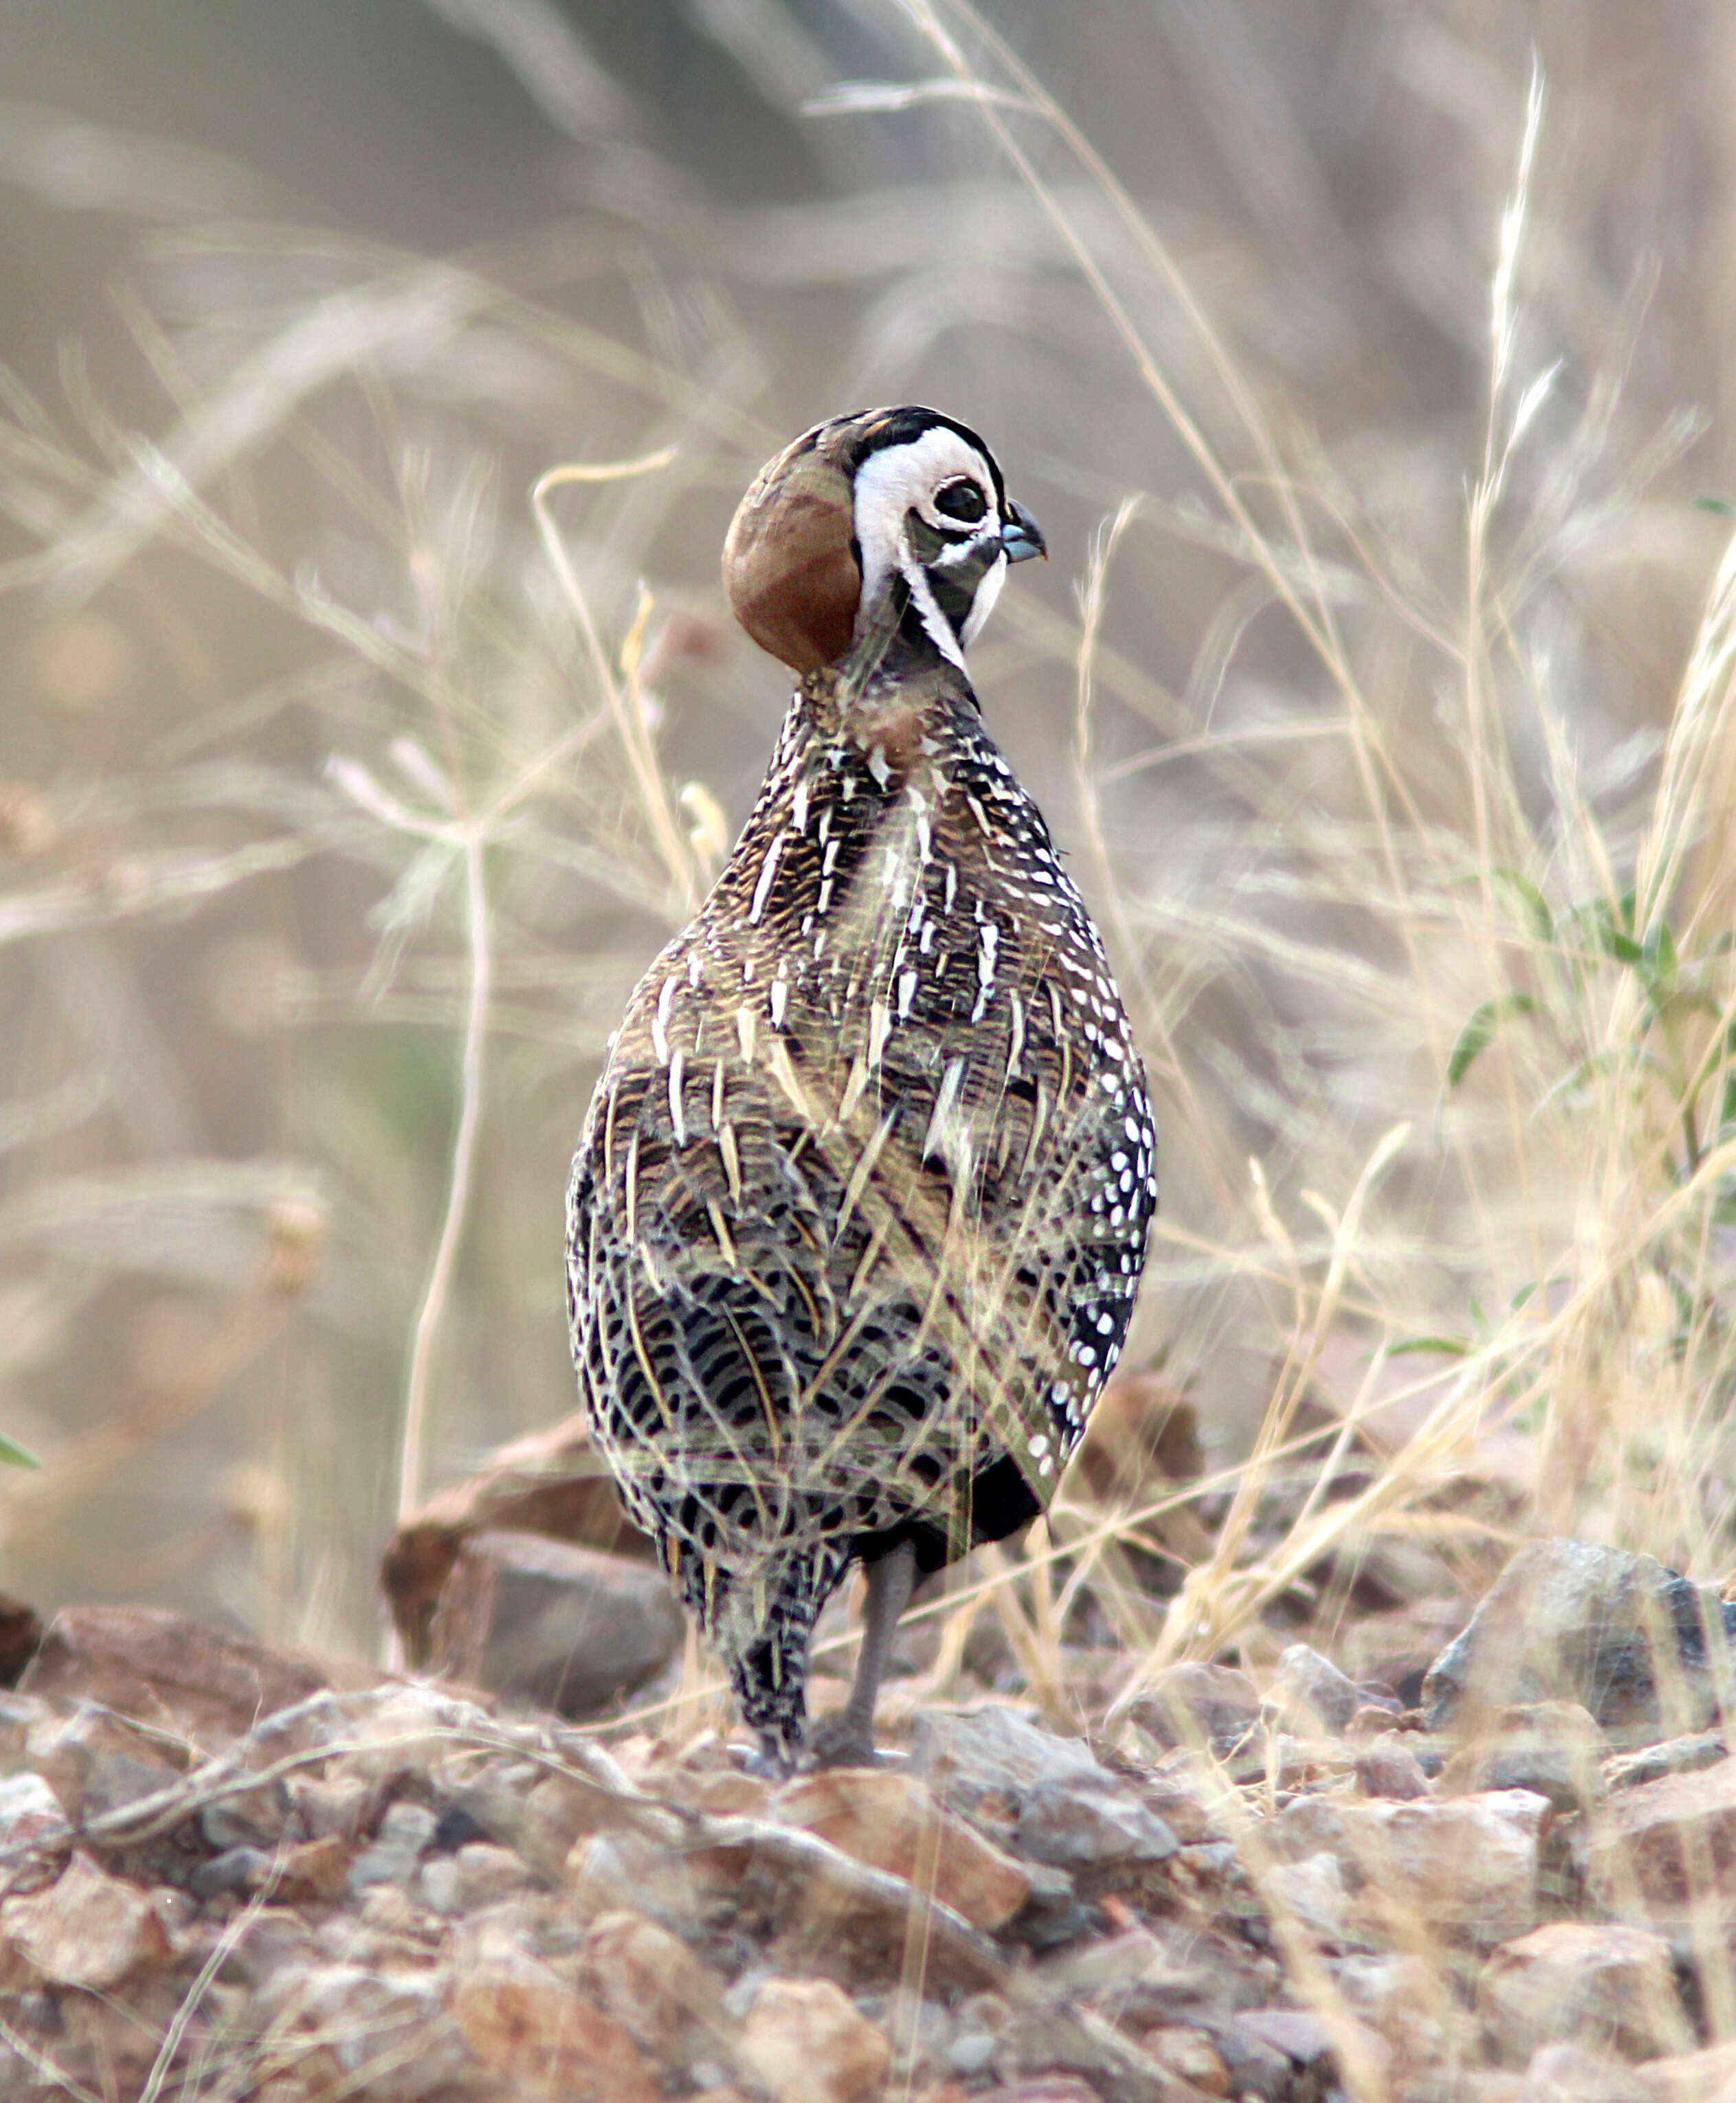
<box><xmin>566</xmin><ymin>406</ymin><xmax>1157</xmax><ymax>1770</ymax></box>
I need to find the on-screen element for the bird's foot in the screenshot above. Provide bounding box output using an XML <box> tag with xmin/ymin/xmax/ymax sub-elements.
<box><xmin>806</xmin><ymin>1713</ymin><xmax>882</xmax><ymax>1770</ymax></box>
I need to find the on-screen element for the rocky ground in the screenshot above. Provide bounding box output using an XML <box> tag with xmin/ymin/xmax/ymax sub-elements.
<box><xmin>5</xmin><ymin>1538</ymin><xmax>1736</xmax><ymax>2102</ymax></box>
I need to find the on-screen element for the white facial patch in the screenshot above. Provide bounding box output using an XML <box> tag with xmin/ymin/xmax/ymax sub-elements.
<box><xmin>851</xmin><ymin>425</ymin><xmax>1003</xmax><ymax>663</ymax></box>
<box><xmin>958</xmin><ymin>552</ymin><xmax>1008</xmax><ymax>647</ymax></box>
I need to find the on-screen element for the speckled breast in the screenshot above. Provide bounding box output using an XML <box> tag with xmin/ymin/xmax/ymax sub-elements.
<box><xmin>566</xmin><ymin>662</ymin><xmax>1156</xmax><ymax>1577</ymax></box>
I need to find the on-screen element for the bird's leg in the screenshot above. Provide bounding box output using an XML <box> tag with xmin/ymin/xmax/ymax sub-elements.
<box><xmin>745</xmin><ymin>1730</ymin><xmax>797</xmax><ymax>1781</ymax></box>
<box><xmin>810</xmin><ymin>1539</ymin><xmax>918</xmax><ymax>1768</ymax></box>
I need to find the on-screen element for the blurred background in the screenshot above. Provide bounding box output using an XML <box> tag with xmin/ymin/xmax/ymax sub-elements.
<box><xmin>3</xmin><ymin>0</ymin><xmax>1735</xmax><ymax>1667</ymax></box>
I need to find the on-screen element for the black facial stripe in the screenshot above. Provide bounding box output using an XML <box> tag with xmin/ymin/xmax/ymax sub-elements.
<box><xmin>926</xmin><ymin>567</ymin><xmax>976</xmax><ymax>635</ymax></box>
<box><xmin>897</xmin><ymin>588</ymin><xmax>950</xmax><ymax>663</ymax></box>
<box><xmin>932</xmin><ymin>522</ymin><xmax>995</xmax><ymax>550</ymax></box>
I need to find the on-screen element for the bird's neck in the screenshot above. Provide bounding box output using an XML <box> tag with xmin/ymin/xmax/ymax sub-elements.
<box><xmin>800</xmin><ymin>623</ymin><xmax>979</xmax><ymax>752</ymax></box>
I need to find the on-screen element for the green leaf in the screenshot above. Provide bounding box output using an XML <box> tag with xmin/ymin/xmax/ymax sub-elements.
<box><xmin>1388</xmin><ymin>1335</ymin><xmax>1471</xmax><ymax>1358</ymax></box>
<box><xmin>1641</xmin><ymin>918</ymin><xmax>1679</xmax><ymax>1003</ymax></box>
<box><xmin>1447</xmin><ymin>993</ymin><xmax>1541</xmax><ymax>1090</ymax></box>
<box><xmin>1696</xmin><ymin>496</ymin><xmax>1736</xmax><ymax>517</ymax></box>
<box><xmin>1491</xmin><ymin>867</ymin><xmax>1555</xmax><ymax>947</ymax></box>
<box><xmin>1560</xmin><ymin>896</ymin><xmax>1641</xmax><ymax>966</ymax></box>
<box><xmin>0</xmin><ymin>1431</ymin><xmax>39</xmax><ymax>1469</ymax></box>
<box><xmin>1603</xmin><ymin>928</ymin><xmax>1645</xmax><ymax>968</ymax></box>
<box><xmin>1509</xmin><ymin>1275</ymin><xmax>1566</xmax><ymax>1313</ymax></box>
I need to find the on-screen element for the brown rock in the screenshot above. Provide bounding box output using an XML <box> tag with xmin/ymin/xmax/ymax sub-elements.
<box><xmin>1278</xmin><ymin>1788</ymin><xmax>1549</xmax><ymax>1945</ymax></box>
<box><xmin>438</xmin><ymin>1760</ymin><xmax>542</xmax><ymax>1856</ymax></box>
<box><xmin>1240</xmin><ymin>2004</ymin><xmax>1388</xmax><ymax>2080</ymax></box>
<box><xmin>269</xmin><ymin>1834</ymin><xmax>353</xmax><ymax>1903</ymax></box>
<box><xmin>680</xmin><ymin>1767</ymin><xmax>775</xmax><ymax>1818</ymax></box>
<box><xmin>1138</xmin><ymin>1755</ymin><xmax>1222</xmax><ymax>1845</ymax></box>
<box><xmin>449</xmin><ymin>1841</ymin><xmax>534</xmax><ymax>1909</ymax></box>
<box><xmin>1605</xmin><ymin>1730</ymin><xmax>1727</xmax><ymax>1790</ymax></box>
<box><xmin>1478</xmin><ymin>1922</ymin><xmax>1689</xmax><ymax>2065</ymax></box>
<box><xmin>0</xmin><ymin>1849</ymin><xmax>169</xmax><ymax>1989</ymax></box>
<box><xmin>1201</xmin><ymin>2012</ymin><xmax>1309</xmax><ymax>2098</ymax></box>
<box><xmin>772</xmin><ymin>1768</ymin><xmax>1031</xmax><ymax>1930</ymax></box>
<box><xmin>18</xmin><ymin>1605</ymin><xmax>329</xmax><ymax>1748</ymax></box>
<box><xmin>0</xmin><ymin>1772</ymin><xmax>71</xmax><ymax>1895</ymax></box>
<box><xmin>1438</xmin><ymin>1701</ymin><xmax>1609</xmax><ymax>1810</ymax></box>
<box><xmin>1585</xmin><ymin>1755</ymin><xmax>1736</xmax><ymax>1917</ymax></box>
<box><xmin>972</xmin><ymin>2087</ymin><xmax>1103</xmax><ymax>2103</ymax></box>
<box><xmin>1139</xmin><ymin>2023</ymin><xmax>1231</xmax><ymax>2095</ymax></box>
<box><xmin>427</xmin><ymin>1529</ymin><xmax>682</xmax><ymax>1719</ymax></box>
<box><xmin>1269</xmin><ymin>1730</ymin><xmax>1357</xmax><ymax>1792</ymax></box>
<box><xmin>736</xmin><ymin>1977</ymin><xmax>890</xmax><ymax>2103</ymax></box>
<box><xmin>449</xmin><ymin>1957</ymin><xmax>660</xmax><ymax>2102</ymax></box>
<box><xmin>1634</xmin><ymin>2037</ymin><xmax>1736</xmax><ymax>2102</ymax></box>
<box><xmin>197</xmin><ymin>1773</ymin><xmax>293</xmax><ymax>1851</ymax></box>
<box><xmin>1126</xmin><ymin>1662</ymin><xmax>1261</xmax><ymax>1755</ymax></box>
<box><xmin>1265</xmin><ymin>1851</ymin><xmax>1353</xmax><ymax>1944</ymax></box>
<box><xmin>0</xmin><ymin>1690</ymin><xmax>48</xmax><ymax>1755</ymax></box>
<box><xmin>1521</xmin><ymin>2042</ymin><xmax>1649</xmax><ymax>2100</ymax></box>
<box><xmin>0</xmin><ymin>1591</ymin><xmax>42</xmax><ymax>1686</ymax></box>
<box><xmin>293</xmin><ymin>1771</ymin><xmax>370</xmax><ymax>1840</ymax></box>
<box><xmin>1036</xmin><ymin>1920</ymin><xmax>1224</xmax><ymax>2014</ymax></box>
<box><xmin>383</xmin><ymin>1408</ymin><xmax>654</xmax><ymax>1662</ymax></box>
<box><xmin>0</xmin><ymin>1974</ymin><xmax>193</xmax><ymax>2101</ymax></box>
<box><xmin>1354</xmin><ymin>1732</ymin><xmax>1431</xmax><ymax>1799</ymax></box>
<box><xmin>1268</xmin><ymin>1643</ymin><xmax>1365</xmax><ymax>1735</ymax></box>
<box><xmin>972</xmin><ymin>2086</ymin><xmax>1101</xmax><ymax>2103</ymax></box>
<box><xmin>1461</xmin><ymin>2079</ymin><xmax>1526</xmax><ymax>2103</ymax></box>
<box><xmin>745</xmin><ymin>1834</ymin><xmax>1006</xmax><ymax>1992</ymax></box>
<box><xmin>1332</xmin><ymin>1951</ymin><xmax>1458</xmax><ymax>2082</ymax></box>
<box><xmin>348</xmin><ymin>1799</ymin><xmax>438</xmax><ymax>1895</ymax></box>
<box><xmin>1018</xmin><ymin>1774</ymin><xmax>1179</xmax><ymax>1870</ymax></box>
<box><xmin>287</xmin><ymin>1965</ymin><xmax>482</xmax><ymax>2102</ymax></box>
<box><xmin>568</xmin><ymin>1825</ymin><xmax>748</xmax><ymax>1931</ymax></box>
<box><xmin>912</xmin><ymin>1705</ymin><xmax>1177</xmax><ymax>1870</ymax></box>
<box><xmin>578</xmin><ymin>1909</ymin><xmax>727</xmax><ymax>2063</ymax></box>
<box><xmin>1424</xmin><ymin>1541</ymin><xmax>1736</xmax><ymax>1739</ymax></box>
<box><xmin>1003</xmin><ymin>1993</ymin><xmax>1238</xmax><ymax>2099</ymax></box>
<box><xmin>518</xmin><ymin>1770</ymin><xmax>612</xmax><ymax>1878</ymax></box>
<box><xmin>329</xmin><ymin>1683</ymin><xmax>497</xmax><ymax>1785</ymax></box>
<box><xmin>1346</xmin><ymin>1700</ymin><xmax>1410</xmax><ymax>1739</ymax></box>
<box><xmin>25</xmin><ymin>1701</ymin><xmax>186</xmax><ymax>1822</ymax></box>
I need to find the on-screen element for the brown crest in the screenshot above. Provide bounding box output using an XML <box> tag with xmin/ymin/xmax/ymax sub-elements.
<box><xmin>722</xmin><ymin>424</ymin><xmax>864</xmax><ymax>672</ymax></box>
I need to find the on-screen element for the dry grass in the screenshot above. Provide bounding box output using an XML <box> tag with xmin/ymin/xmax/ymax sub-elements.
<box><xmin>2</xmin><ymin>0</ymin><xmax>1736</xmax><ymax>2084</ymax></box>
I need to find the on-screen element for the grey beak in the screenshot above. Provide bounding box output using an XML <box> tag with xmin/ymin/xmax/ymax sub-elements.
<box><xmin>1001</xmin><ymin>499</ymin><xmax>1047</xmax><ymax>564</ymax></box>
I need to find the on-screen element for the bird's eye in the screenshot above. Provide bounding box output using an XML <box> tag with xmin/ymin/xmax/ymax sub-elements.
<box><xmin>933</xmin><ymin>478</ymin><xmax>988</xmax><ymax>524</ymax></box>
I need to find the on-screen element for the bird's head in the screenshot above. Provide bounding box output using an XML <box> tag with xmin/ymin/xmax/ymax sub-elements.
<box><xmin>722</xmin><ymin>405</ymin><xmax>1045</xmax><ymax>675</ymax></box>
